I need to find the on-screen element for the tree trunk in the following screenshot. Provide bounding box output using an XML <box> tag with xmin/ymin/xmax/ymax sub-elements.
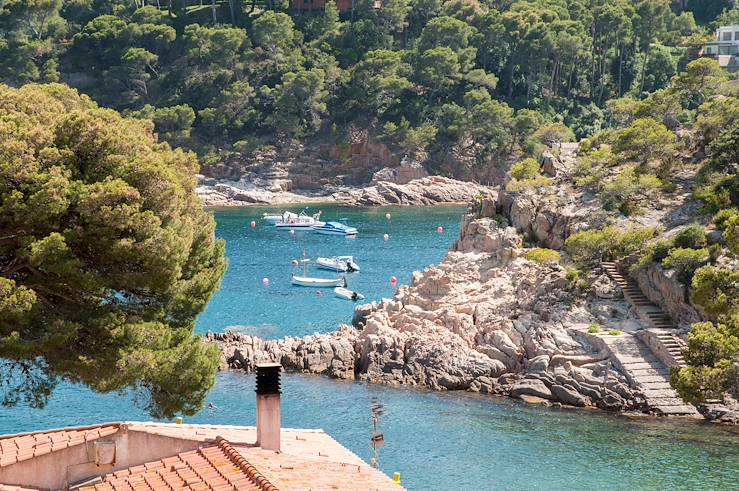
<box><xmin>639</xmin><ymin>45</ymin><xmax>650</xmax><ymax>95</ymax></box>
<box><xmin>211</xmin><ymin>0</ymin><xmax>217</xmax><ymax>23</ymax></box>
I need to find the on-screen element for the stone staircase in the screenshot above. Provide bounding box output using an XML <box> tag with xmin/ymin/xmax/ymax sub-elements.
<box><xmin>595</xmin><ymin>333</ymin><xmax>699</xmax><ymax>417</ymax></box>
<box><xmin>599</xmin><ymin>261</ymin><xmax>698</xmax><ymax>417</ymax></box>
<box><xmin>602</xmin><ymin>262</ymin><xmax>675</xmax><ymax>330</ymax></box>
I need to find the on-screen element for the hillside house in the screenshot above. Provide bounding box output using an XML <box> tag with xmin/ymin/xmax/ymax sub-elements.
<box><xmin>701</xmin><ymin>25</ymin><xmax>739</xmax><ymax>71</ymax></box>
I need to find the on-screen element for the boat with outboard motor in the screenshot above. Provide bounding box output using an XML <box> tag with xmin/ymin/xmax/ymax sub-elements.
<box><xmin>310</xmin><ymin>221</ymin><xmax>357</xmax><ymax>236</ymax></box>
<box><xmin>334</xmin><ymin>287</ymin><xmax>364</xmax><ymax>301</ymax></box>
<box><xmin>291</xmin><ymin>257</ymin><xmax>347</xmax><ymax>287</ymax></box>
<box><xmin>275</xmin><ymin>210</ymin><xmax>323</xmax><ymax>230</ymax></box>
<box><xmin>315</xmin><ymin>256</ymin><xmax>360</xmax><ymax>272</ymax></box>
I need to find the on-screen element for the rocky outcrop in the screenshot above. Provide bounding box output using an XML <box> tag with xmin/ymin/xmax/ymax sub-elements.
<box><xmin>369</xmin><ymin>158</ymin><xmax>429</xmax><ymax>185</ymax></box>
<box><xmin>496</xmin><ymin>190</ymin><xmax>592</xmax><ymax>250</ymax></box>
<box><xmin>208</xmin><ymin>195</ymin><xmax>646</xmax><ymax>411</ymax></box>
<box><xmin>632</xmin><ymin>264</ymin><xmax>704</xmax><ymax>327</ymax></box>
<box><xmin>207</xmin><ymin>327</ymin><xmax>358</xmax><ymax>380</ymax></box>
<box><xmin>196</xmin><ymin>181</ymin><xmax>336</xmax><ymax>207</ymax></box>
<box><xmin>333</xmin><ymin>176</ymin><xmax>495</xmax><ymax>206</ymax></box>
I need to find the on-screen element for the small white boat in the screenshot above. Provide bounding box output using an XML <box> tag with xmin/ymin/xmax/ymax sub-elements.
<box><xmin>334</xmin><ymin>287</ymin><xmax>365</xmax><ymax>301</ymax></box>
<box><xmin>337</xmin><ymin>255</ymin><xmax>360</xmax><ymax>272</ymax></box>
<box><xmin>316</xmin><ymin>257</ymin><xmax>348</xmax><ymax>272</ymax></box>
<box><xmin>310</xmin><ymin>221</ymin><xmax>357</xmax><ymax>236</ymax></box>
<box><xmin>275</xmin><ymin>210</ymin><xmax>323</xmax><ymax>230</ymax></box>
<box><xmin>292</xmin><ymin>275</ymin><xmax>347</xmax><ymax>287</ymax></box>
<box><xmin>291</xmin><ymin>256</ymin><xmax>347</xmax><ymax>287</ymax></box>
<box><xmin>262</xmin><ymin>213</ymin><xmax>282</xmax><ymax>224</ymax></box>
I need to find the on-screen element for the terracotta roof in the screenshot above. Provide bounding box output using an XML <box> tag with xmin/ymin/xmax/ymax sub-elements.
<box><xmin>0</xmin><ymin>485</ymin><xmax>39</xmax><ymax>491</ymax></box>
<box><xmin>80</xmin><ymin>436</ymin><xmax>277</xmax><ymax>491</ymax></box>
<box><xmin>0</xmin><ymin>423</ymin><xmax>119</xmax><ymax>468</ymax></box>
<box><xmin>0</xmin><ymin>423</ymin><xmax>404</xmax><ymax>491</ymax></box>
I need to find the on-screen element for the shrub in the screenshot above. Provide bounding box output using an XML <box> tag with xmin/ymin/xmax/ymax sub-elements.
<box><xmin>632</xmin><ymin>239</ymin><xmax>673</xmax><ymax>271</ymax></box>
<box><xmin>662</xmin><ymin>247</ymin><xmax>710</xmax><ymax>284</ymax></box>
<box><xmin>714</xmin><ymin>208</ymin><xmax>739</xmax><ymax>231</ymax></box>
<box><xmin>608</xmin><ymin>329</ymin><xmax>622</xmax><ymax>336</ymax></box>
<box><xmin>613</xmin><ymin>118</ymin><xmax>677</xmax><ymax>170</ymax></box>
<box><xmin>564</xmin><ymin>226</ymin><xmax>658</xmax><ymax>268</ymax></box>
<box><xmin>525</xmin><ymin>248</ymin><xmax>560</xmax><ymax>264</ymax></box>
<box><xmin>601</xmin><ymin>169</ymin><xmax>663</xmax><ymax>215</ymax></box>
<box><xmin>588</xmin><ymin>324</ymin><xmax>600</xmax><ymax>333</ymax></box>
<box><xmin>671</xmin><ymin>319</ymin><xmax>739</xmax><ymax>403</ymax></box>
<box><xmin>725</xmin><ymin>214</ymin><xmax>739</xmax><ymax>255</ymax></box>
<box><xmin>510</xmin><ymin>158</ymin><xmax>541</xmax><ymax>180</ymax></box>
<box><xmin>672</xmin><ymin>225</ymin><xmax>707</xmax><ymax>249</ymax></box>
<box><xmin>505</xmin><ymin>175</ymin><xmax>551</xmax><ymax>192</ymax></box>
<box><xmin>691</xmin><ymin>266</ymin><xmax>739</xmax><ymax>318</ymax></box>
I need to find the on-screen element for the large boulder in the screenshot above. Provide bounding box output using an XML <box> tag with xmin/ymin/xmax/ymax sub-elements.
<box><xmin>510</xmin><ymin>379</ymin><xmax>553</xmax><ymax>400</ymax></box>
<box><xmin>550</xmin><ymin>384</ymin><xmax>589</xmax><ymax>407</ymax></box>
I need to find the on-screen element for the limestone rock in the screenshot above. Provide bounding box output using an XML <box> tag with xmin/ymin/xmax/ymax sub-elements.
<box><xmin>550</xmin><ymin>384</ymin><xmax>589</xmax><ymax>407</ymax></box>
<box><xmin>527</xmin><ymin>355</ymin><xmax>550</xmax><ymax>373</ymax></box>
<box><xmin>334</xmin><ymin>176</ymin><xmax>495</xmax><ymax>206</ymax></box>
<box><xmin>511</xmin><ymin>379</ymin><xmax>553</xmax><ymax>400</ymax></box>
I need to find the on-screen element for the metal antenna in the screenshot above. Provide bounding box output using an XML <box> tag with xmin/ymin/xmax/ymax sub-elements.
<box><xmin>370</xmin><ymin>397</ymin><xmax>385</xmax><ymax>469</ymax></box>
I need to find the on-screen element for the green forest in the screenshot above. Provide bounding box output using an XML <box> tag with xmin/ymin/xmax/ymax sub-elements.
<box><xmin>1</xmin><ymin>0</ymin><xmax>738</xmax><ymax>416</ymax></box>
<box><xmin>2</xmin><ymin>0</ymin><xmax>738</xmax><ymax>178</ymax></box>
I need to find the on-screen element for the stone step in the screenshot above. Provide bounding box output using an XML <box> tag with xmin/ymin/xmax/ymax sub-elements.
<box><xmin>633</xmin><ymin>375</ymin><xmax>670</xmax><ymax>383</ymax></box>
<box><xmin>630</xmin><ymin>368</ymin><xmax>670</xmax><ymax>377</ymax></box>
<box><xmin>640</xmin><ymin>381</ymin><xmax>673</xmax><ymax>390</ymax></box>
<box><xmin>653</xmin><ymin>405</ymin><xmax>700</xmax><ymax>416</ymax></box>
<box><xmin>646</xmin><ymin>397</ymin><xmax>688</xmax><ymax>406</ymax></box>
<box><xmin>643</xmin><ymin>388</ymin><xmax>680</xmax><ymax>398</ymax></box>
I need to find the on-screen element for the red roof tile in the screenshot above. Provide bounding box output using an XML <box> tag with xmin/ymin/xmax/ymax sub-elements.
<box><xmin>79</xmin><ymin>437</ymin><xmax>277</xmax><ymax>491</ymax></box>
<box><xmin>0</xmin><ymin>424</ymin><xmax>119</xmax><ymax>468</ymax></box>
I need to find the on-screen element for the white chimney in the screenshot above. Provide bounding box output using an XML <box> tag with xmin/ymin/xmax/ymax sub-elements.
<box><xmin>255</xmin><ymin>363</ymin><xmax>281</xmax><ymax>452</ymax></box>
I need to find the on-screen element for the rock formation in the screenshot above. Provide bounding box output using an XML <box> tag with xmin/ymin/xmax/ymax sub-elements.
<box><xmin>333</xmin><ymin>176</ymin><xmax>495</xmax><ymax>206</ymax></box>
<box><xmin>207</xmin><ymin>194</ymin><xmax>644</xmax><ymax>412</ymax></box>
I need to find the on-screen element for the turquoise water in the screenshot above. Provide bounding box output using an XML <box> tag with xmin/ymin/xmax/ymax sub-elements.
<box><xmin>1</xmin><ymin>206</ymin><xmax>738</xmax><ymax>489</ymax></box>
<box><xmin>195</xmin><ymin>205</ymin><xmax>464</xmax><ymax>338</ymax></box>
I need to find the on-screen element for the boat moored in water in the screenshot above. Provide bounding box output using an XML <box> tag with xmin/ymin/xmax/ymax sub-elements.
<box><xmin>275</xmin><ymin>210</ymin><xmax>324</xmax><ymax>230</ymax></box>
<box><xmin>262</xmin><ymin>212</ymin><xmax>282</xmax><ymax>224</ymax></box>
<box><xmin>334</xmin><ymin>287</ymin><xmax>364</xmax><ymax>301</ymax></box>
<box><xmin>310</xmin><ymin>221</ymin><xmax>358</xmax><ymax>236</ymax></box>
<box><xmin>292</xmin><ymin>275</ymin><xmax>347</xmax><ymax>287</ymax></box>
<box><xmin>316</xmin><ymin>257</ymin><xmax>348</xmax><ymax>272</ymax></box>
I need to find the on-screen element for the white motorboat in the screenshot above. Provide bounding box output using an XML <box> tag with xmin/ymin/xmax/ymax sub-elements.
<box><xmin>316</xmin><ymin>257</ymin><xmax>348</xmax><ymax>272</ymax></box>
<box><xmin>315</xmin><ymin>256</ymin><xmax>360</xmax><ymax>272</ymax></box>
<box><xmin>275</xmin><ymin>210</ymin><xmax>323</xmax><ymax>230</ymax></box>
<box><xmin>262</xmin><ymin>212</ymin><xmax>282</xmax><ymax>224</ymax></box>
<box><xmin>310</xmin><ymin>221</ymin><xmax>357</xmax><ymax>236</ymax></box>
<box><xmin>334</xmin><ymin>287</ymin><xmax>365</xmax><ymax>301</ymax></box>
<box><xmin>291</xmin><ymin>256</ymin><xmax>347</xmax><ymax>287</ymax></box>
<box><xmin>337</xmin><ymin>255</ymin><xmax>360</xmax><ymax>272</ymax></box>
<box><xmin>292</xmin><ymin>275</ymin><xmax>347</xmax><ymax>287</ymax></box>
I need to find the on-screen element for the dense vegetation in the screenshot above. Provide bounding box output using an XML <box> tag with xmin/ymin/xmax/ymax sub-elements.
<box><xmin>0</xmin><ymin>84</ymin><xmax>227</xmax><ymax>417</ymax></box>
<box><xmin>1</xmin><ymin>0</ymin><xmax>737</xmax><ymax>412</ymax></box>
<box><xmin>557</xmin><ymin>54</ymin><xmax>738</xmax><ymax>405</ymax></box>
<box><xmin>1</xmin><ymin>0</ymin><xmax>736</xmax><ymax>179</ymax></box>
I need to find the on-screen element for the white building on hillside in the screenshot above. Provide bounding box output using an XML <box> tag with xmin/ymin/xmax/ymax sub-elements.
<box><xmin>702</xmin><ymin>25</ymin><xmax>739</xmax><ymax>71</ymax></box>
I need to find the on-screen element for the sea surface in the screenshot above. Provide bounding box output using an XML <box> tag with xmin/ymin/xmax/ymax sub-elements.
<box><xmin>1</xmin><ymin>205</ymin><xmax>738</xmax><ymax>490</ymax></box>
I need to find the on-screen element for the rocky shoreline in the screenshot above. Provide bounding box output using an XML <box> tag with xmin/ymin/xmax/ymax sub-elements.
<box><xmin>196</xmin><ymin>175</ymin><xmax>494</xmax><ymax>207</ymax></box>
<box><xmin>205</xmin><ymin>188</ymin><xmax>651</xmax><ymax>415</ymax></box>
<box><xmin>205</xmin><ymin>148</ymin><xmax>737</xmax><ymax>423</ymax></box>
